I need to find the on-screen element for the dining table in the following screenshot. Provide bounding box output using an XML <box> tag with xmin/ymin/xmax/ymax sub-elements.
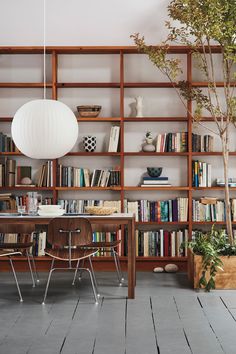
<box><xmin>0</xmin><ymin>212</ymin><xmax>136</xmax><ymax>299</ymax></box>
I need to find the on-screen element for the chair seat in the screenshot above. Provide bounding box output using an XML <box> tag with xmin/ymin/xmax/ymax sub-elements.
<box><xmin>0</xmin><ymin>250</ymin><xmax>22</xmax><ymax>257</ymax></box>
<box><xmin>84</xmin><ymin>240</ymin><xmax>121</xmax><ymax>249</ymax></box>
<box><xmin>45</xmin><ymin>248</ymin><xmax>98</xmax><ymax>261</ymax></box>
<box><xmin>0</xmin><ymin>242</ymin><xmax>33</xmax><ymax>249</ymax></box>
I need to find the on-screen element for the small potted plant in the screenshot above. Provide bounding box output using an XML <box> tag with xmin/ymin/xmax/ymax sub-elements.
<box><xmin>142</xmin><ymin>131</ymin><xmax>155</xmax><ymax>152</ymax></box>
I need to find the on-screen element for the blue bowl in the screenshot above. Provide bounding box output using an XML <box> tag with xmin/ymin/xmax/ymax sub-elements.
<box><xmin>147</xmin><ymin>167</ymin><xmax>162</xmax><ymax>178</ymax></box>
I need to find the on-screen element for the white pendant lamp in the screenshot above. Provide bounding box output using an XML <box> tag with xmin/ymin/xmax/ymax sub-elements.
<box><xmin>11</xmin><ymin>0</ymin><xmax>78</xmax><ymax>159</ymax></box>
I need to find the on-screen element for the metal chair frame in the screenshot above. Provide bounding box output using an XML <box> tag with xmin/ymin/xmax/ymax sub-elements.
<box><xmin>42</xmin><ymin>219</ymin><xmax>99</xmax><ymax>304</ymax></box>
<box><xmin>0</xmin><ymin>223</ymin><xmax>39</xmax><ymax>292</ymax></box>
<box><xmin>0</xmin><ymin>250</ymin><xmax>23</xmax><ymax>302</ymax></box>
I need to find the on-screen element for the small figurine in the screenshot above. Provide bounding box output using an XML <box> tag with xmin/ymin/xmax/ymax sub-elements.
<box><xmin>135</xmin><ymin>96</ymin><xmax>143</xmax><ymax>117</ymax></box>
<box><xmin>142</xmin><ymin>131</ymin><xmax>155</xmax><ymax>152</ymax></box>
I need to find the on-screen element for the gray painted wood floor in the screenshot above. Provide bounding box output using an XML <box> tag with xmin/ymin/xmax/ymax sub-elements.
<box><xmin>1</xmin><ymin>271</ymin><xmax>236</xmax><ymax>354</ymax></box>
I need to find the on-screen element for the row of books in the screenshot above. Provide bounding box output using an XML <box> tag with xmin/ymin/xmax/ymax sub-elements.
<box><xmin>57</xmin><ymin>166</ymin><xmax>120</xmax><ymax>187</ymax></box>
<box><xmin>192</xmin><ymin>197</ymin><xmax>236</xmax><ymax>222</ymax></box>
<box><xmin>0</xmin><ymin>133</ymin><xmax>19</xmax><ymax>152</ymax></box>
<box><xmin>38</xmin><ymin>161</ymin><xmax>54</xmax><ymax>187</ymax></box>
<box><xmin>156</xmin><ymin>132</ymin><xmax>188</xmax><ymax>152</ymax></box>
<box><xmin>92</xmin><ymin>230</ymin><xmax>122</xmax><ymax>256</ymax></box>
<box><xmin>0</xmin><ymin>231</ymin><xmax>47</xmax><ymax>257</ymax></box>
<box><xmin>0</xmin><ymin>158</ymin><xmax>16</xmax><ymax>187</ymax></box>
<box><xmin>141</xmin><ymin>175</ymin><xmax>171</xmax><ymax>187</ymax></box>
<box><xmin>192</xmin><ymin>133</ymin><xmax>214</xmax><ymax>152</ymax></box>
<box><xmin>192</xmin><ymin>160</ymin><xmax>211</xmax><ymax>187</ymax></box>
<box><xmin>124</xmin><ymin>229</ymin><xmax>188</xmax><ymax>257</ymax></box>
<box><xmin>58</xmin><ymin>199</ymin><xmax>121</xmax><ymax>214</ymax></box>
<box><xmin>124</xmin><ymin>198</ymin><xmax>189</xmax><ymax>222</ymax></box>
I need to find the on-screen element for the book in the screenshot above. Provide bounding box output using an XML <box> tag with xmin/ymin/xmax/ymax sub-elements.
<box><xmin>108</xmin><ymin>126</ymin><xmax>120</xmax><ymax>152</ymax></box>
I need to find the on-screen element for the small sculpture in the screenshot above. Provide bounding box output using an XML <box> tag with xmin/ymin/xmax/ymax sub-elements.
<box><xmin>135</xmin><ymin>96</ymin><xmax>143</xmax><ymax>117</ymax></box>
<box><xmin>142</xmin><ymin>131</ymin><xmax>155</xmax><ymax>152</ymax></box>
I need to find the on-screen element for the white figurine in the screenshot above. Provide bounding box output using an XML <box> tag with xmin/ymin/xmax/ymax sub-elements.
<box><xmin>135</xmin><ymin>96</ymin><xmax>143</xmax><ymax>117</ymax></box>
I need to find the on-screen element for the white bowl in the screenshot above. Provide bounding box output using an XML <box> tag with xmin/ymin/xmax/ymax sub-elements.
<box><xmin>38</xmin><ymin>209</ymin><xmax>65</xmax><ymax>216</ymax></box>
<box><xmin>39</xmin><ymin>205</ymin><xmax>62</xmax><ymax>210</ymax></box>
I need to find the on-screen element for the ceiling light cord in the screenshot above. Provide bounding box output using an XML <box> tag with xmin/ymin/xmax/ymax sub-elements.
<box><xmin>43</xmin><ymin>0</ymin><xmax>46</xmax><ymax>99</ymax></box>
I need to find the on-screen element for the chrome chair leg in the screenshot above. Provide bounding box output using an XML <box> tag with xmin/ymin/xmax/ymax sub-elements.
<box><xmin>9</xmin><ymin>257</ymin><xmax>23</xmax><ymax>302</ymax></box>
<box><xmin>88</xmin><ymin>256</ymin><xmax>99</xmax><ymax>297</ymax></box>
<box><xmin>26</xmin><ymin>250</ymin><xmax>35</xmax><ymax>288</ymax></box>
<box><xmin>112</xmin><ymin>248</ymin><xmax>124</xmax><ymax>285</ymax></box>
<box><xmin>72</xmin><ymin>260</ymin><xmax>80</xmax><ymax>285</ymax></box>
<box><xmin>42</xmin><ymin>258</ymin><xmax>55</xmax><ymax>304</ymax></box>
<box><xmin>83</xmin><ymin>268</ymin><xmax>99</xmax><ymax>304</ymax></box>
<box><xmin>30</xmin><ymin>254</ymin><xmax>40</xmax><ymax>283</ymax></box>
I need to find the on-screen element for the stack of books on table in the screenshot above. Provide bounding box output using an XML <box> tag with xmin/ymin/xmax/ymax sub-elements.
<box><xmin>141</xmin><ymin>175</ymin><xmax>171</xmax><ymax>187</ymax></box>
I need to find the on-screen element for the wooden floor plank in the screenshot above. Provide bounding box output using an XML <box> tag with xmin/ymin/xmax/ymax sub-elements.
<box><xmin>93</xmin><ymin>298</ymin><xmax>126</xmax><ymax>354</ymax></box>
<box><xmin>199</xmin><ymin>295</ymin><xmax>236</xmax><ymax>354</ymax></box>
<box><xmin>61</xmin><ymin>301</ymin><xmax>102</xmax><ymax>354</ymax></box>
<box><xmin>174</xmin><ymin>295</ymin><xmax>224</xmax><ymax>354</ymax></box>
<box><xmin>151</xmin><ymin>295</ymin><xmax>191</xmax><ymax>354</ymax></box>
<box><xmin>126</xmin><ymin>297</ymin><xmax>157</xmax><ymax>354</ymax></box>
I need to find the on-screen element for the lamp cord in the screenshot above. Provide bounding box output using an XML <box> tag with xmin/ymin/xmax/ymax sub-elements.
<box><xmin>43</xmin><ymin>0</ymin><xmax>46</xmax><ymax>99</ymax></box>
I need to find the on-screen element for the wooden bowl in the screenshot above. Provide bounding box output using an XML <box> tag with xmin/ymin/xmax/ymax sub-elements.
<box><xmin>77</xmin><ymin>105</ymin><xmax>101</xmax><ymax>118</ymax></box>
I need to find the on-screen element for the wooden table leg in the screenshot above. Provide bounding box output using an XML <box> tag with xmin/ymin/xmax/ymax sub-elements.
<box><xmin>128</xmin><ymin>217</ymin><xmax>135</xmax><ymax>299</ymax></box>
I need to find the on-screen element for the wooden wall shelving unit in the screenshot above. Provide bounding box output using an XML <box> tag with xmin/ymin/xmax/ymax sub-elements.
<box><xmin>0</xmin><ymin>45</ymin><xmax>227</xmax><ymax>272</ymax></box>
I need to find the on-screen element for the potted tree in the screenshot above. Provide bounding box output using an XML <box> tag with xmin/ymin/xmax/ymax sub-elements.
<box><xmin>132</xmin><ymin>0</ymin><xmax>236</xmax><ymax>290</ymax></box>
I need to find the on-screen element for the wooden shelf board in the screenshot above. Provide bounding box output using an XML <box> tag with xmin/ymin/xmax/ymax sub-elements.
<box><xmin>124</xmin><ymin>82</ymin><xmax>178</xmax><ymax>88</ymax></box>
<box><xmin>0</xmin><ymin>152</ymin><xmax>22</xmax><ymax>156</ymax></box>
<box><xmin>58</xmin><ymin>82</ymin><xmax>120</xmax><ymax>88</ymax></box>
<box><xmin>192</xmin><ymin>82</ymin><xmax>236</xmax><ymax>88</ymax></box>
<box><xmin>55</xmin><ymin>187</ymin><xmax>121</xmax><ymax>191</ymax></box>
<box><xmin>124</xmin><ymin>117</ymin><xmax>188</xmax><ymax>122</ymax></box>
<box><xmin>136</xmin><ymin>256</ymin><xmax>187</xmax><ymax>261</ymax></box>
<box><xmin>192</xmin><ymin>187</ymin><xmax>236</xmax><ymax>190</ymax></box>
<box><xmin>124</xmin><ymin>152</ymin><xmax>188</xmax><ymax>156</ymax></box>
<box><xmin>124</xmin><ymin>186</ymin><xmax>189</xmax><ymax>191</ymax></box>
<box><xmin>0</xmin><ymin>45</ymin><xmax>222</xmax><ymax>55</ymax></box>
<box><xmin>0</xmin><ymin>186</ymin><xmax>54</xmax><ymax>191</ymax></box>
<box><xmin>66</xmin><ymin>152</ymin><xmax>121</xmax><ymax>156</ymax></box>
<box><xmin>193</xmin><ymin>221</ymin><xmax>236</xmax><ymax>224</ymax></box>
<box><xmin>0</xmin><ymin>83</ymin><xmax>52</xmax><ymax>88</ymax></box>
<box><xmin>77</xmin><ymin>117</ymin><xmax>121</xmax><ymax>122</ymax></box>
<box><xmin>192</xmin><ymin>152</ymin><xmax>236</xmax><ymax>156</ymax></box>
<box><xmin>135</xmin><ymin>221</ymin><xmax>189</xmax><ymax>225</ymax></box>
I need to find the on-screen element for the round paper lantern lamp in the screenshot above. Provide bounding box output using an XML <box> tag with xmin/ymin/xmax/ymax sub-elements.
<box><xmin>12</xmin><ymin>99</ymin><xmax>78</xmax><ymax>159</ymax></box>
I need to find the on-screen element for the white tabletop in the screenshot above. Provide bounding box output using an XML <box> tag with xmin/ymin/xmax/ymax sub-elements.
<box><xmin>0</xmin><ymin>213</ymin><xmax>134</xmax><ymax>219</ymax></box>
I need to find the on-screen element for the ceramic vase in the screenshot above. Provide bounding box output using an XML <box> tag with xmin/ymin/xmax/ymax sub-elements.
<box><xmin>83</xmin><ymin>136</ymin><xmax>96</xmax><ymax>152</ymax></box>
<box><xmin>142</xmin><ymin>138</ymin><xmax>155</xmax><ymax>152</ymax></box>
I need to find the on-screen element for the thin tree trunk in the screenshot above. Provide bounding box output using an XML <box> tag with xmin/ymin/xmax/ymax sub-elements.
<box><xmin>222</xmin><ymin>129</ymin><xmax>233</xmax><ymax>244</ymax></box>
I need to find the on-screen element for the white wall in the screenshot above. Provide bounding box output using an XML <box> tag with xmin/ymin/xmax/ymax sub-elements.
<box><xmin>0</xmin><ymin>0</ymin><xmax>170</xmax><ymax>46</ymax></box>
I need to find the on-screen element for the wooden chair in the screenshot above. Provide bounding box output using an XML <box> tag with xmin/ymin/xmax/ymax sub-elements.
<box><xmin>42</xmin><ymin>217</ymin><xmax>99</xmax><ymax>304</ymax></box>
<box><xmin>0</xmin><ymin>223</ymin><xmax>39</xmax><ymax>295</ymax></box>
<box><xmin>72</xmin><ymin>223</ymin><xmax>124</xmax><ymax>287</ymax></box>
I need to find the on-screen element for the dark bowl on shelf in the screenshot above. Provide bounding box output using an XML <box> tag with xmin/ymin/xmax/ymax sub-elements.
<box><xmin>77</xmin><ymin>105</ymin><xmax>102</xmax><ymax>118</ymax></box>
<box><xmin>147</xmin><ymin>167</ymin><xmax>162</xmax><ymax>178</ymax></box>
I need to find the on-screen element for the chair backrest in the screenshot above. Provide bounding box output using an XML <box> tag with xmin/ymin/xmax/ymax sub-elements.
<box><xmin>47</xmin><ymin>217</ymin><xmax>93</xmax><ymax>248</ymax></box>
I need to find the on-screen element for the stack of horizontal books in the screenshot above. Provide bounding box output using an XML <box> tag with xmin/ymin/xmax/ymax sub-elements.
<box><xmin>216</xmin><ymin>178</ymin><xmax>236</xmax><ymax>187</ymax></box>
<box><xmin>141</xmin><ymin>175</ymin><xmax>171</xmax><ymax>187</ymax></box>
